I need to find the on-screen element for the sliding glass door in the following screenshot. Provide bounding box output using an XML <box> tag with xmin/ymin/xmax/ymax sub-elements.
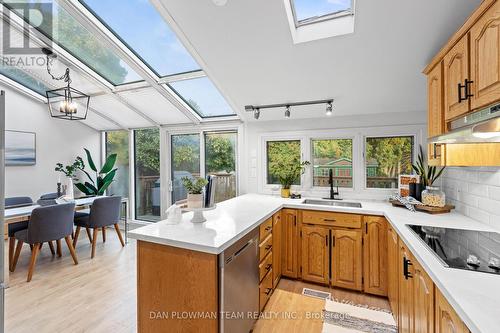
<box><xmin>105</xmin><ymin>131</ymin><xmax>129</xmax><ymax>198</ymax></box>
<box><xmin>134</xmin><ymin>128</ymin><xmax>161</xmax><ymax>222</ymax></box>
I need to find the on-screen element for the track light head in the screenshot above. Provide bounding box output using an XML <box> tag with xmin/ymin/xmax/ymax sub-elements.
<box><xmin>326</xmin><ymin>101</ymin><xmax>333</xmax><ymax>116</ymax></box>
<box><xmin>254</xmin><ymin>108</ymin><xmax>260</xmax><ymax>119</ymax></box>
<box><xmin>285</xmin><ymin>105</ymin><xmax>291</xmax><ymax>118</ymax></box>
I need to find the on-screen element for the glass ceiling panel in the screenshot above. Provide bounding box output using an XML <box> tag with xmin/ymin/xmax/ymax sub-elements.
<box><xmin>3</xmin><ymin>0</ymin><xmax>142</xmax><ymax>85</ymax></box>
<box><xmin>293</xmin><ymin>0</ymin><xmax>352</xmax><ymax>22</ymax></box>
<box><xmin>169</xmin><ymin>77</ymin><xmax>235</xmax><ymax>118</ymax></box>
<box><xmin>80</xmin><ymin>0</ymin><xmax>201</xmax><ymax>77</ymax></box>
<box><xmin>0</xmin><ymin>65</ymin><xmax>50</xmax><ymax>96</ymax></box>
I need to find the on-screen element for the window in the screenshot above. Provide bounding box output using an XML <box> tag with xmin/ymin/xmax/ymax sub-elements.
<box><xmin>169</xmin><ymin>77</ymin><xmax>235</xmax><ymax>118</ymax></box>
<box><xmin>292</xmin><ymin>0</ymin><xmax>353</xmax><ymax>25</ymax></box>
<box><xmin>205</xmin><ymin>132</ymin><xmax>237</xmax><ymax>203</ymax></box>
<box><xmin>105</xmin><ymin>131</ymin><xmax>129</xmax><ymax>198</ymax></box>
<box><xmin>79</xmin><ymin>0</ymin><xmax>200</xmax><ymax>76</ymax></box>
<box><xmin>266</xmin><ymin>140</ymin><xmax>301</xmax><ymax>185</ymax></box>
<box><xmin>365</xmin><ymin>136</ymin><xmax>414</xmax><ymax>189</ymax></box>
<box><xmin>4</xmin><ymin>1</ymin><xmax>141</xmax><ymax>85</ymax></box>
<box><xmin>312</xmin><ymin>139</ymin><xmax>353</xmax><ymax>188</ymax></box>
<box><xmin>171</xmin><ymin>134</ymin><xmax>200</xmax><ymax>204</ymax></box>
<box><xmin>134</xmin><ymin>128</ymin><xmax>160</xmax><ymax>221</ymax></box>
<box><xmin>0</xmin><ymin>66</ymin><xmax>49</xmax><ymax>96</ymax></box>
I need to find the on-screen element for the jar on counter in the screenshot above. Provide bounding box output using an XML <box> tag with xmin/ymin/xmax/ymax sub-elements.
<box><xmin>421</xmin><ymin>186</ymin><xmax>446</xmax><ymax>207</ymax></box>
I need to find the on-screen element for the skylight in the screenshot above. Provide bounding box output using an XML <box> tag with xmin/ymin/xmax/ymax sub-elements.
<box><xmin>0</xmin><ymin>66</ymin><xmax>49</xmax><ymax>96</ymax></box>
<box><xmin>4</xmin><ymin>1</ymin><xmax>142</xmax><ymax>86</ymax></box>
<box><xmin>169</xmin><ymin>77</ymin><xmax>235</xmax><ymax>118</ymax></box>
<box><xmin>79</xmin><ymin>0</ymin><xmax>201</xmax><ymax>77</ymax></box>
<box><xmin>292</xmin><ymin>0</ymin><xmax>353</xmax><ymax>25</ymax></box>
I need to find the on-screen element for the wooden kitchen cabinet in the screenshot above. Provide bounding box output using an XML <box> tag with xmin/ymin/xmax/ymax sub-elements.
<box><xmin>300</xmin><ymin>225</ymin><xmax>329</xmax><ymax>285</ymax></box>
<box><xmin>427</xmin><ymin>61</ymin><xmax>446</xmax><ymax>166</ymax></box>
<box><xmin>413</xmin><ymin>259</ymin><xmax>435</xmax><ymax>333</ymax></box>
<box><xmin>272</xmin><ymin>212</ymin><xmax>282</xmax><ymax>288</ymax></box>
<box><xmin>281</xmin><ymin>209</ymin><xmax>299</xmax><ymax>278</ymax></box>
<box><xmin>363</xmin><ymin>216</ymin><xmax>388</xmax><ymax>296</ymax></box>
<box><xmin>444</xmin><ymin>34</ymin><xmax>470</xmax><ymax>121</ymax></box>
<box><xmin>398</xmin><ymin>240</ymin><xmax>414</xmax><ymax>333</ymax></box>
<box><xmin>387</xmin><ymin>226</ymin><xmax>399</xmax><ymax>323</ymax></box>
<box><xmin>469</xmin><ymin>0</ymin><xmax>500</xmax><ymax>110</ymax></box>
<box><xmin>435</xmin><ymin>289</ymin><xmax>468</xmax><ymax>333</ymax></box>
<box><xmin>331</xmin><ymin>229</ymin><xmax>362</xmax><ymax>291</ymax></box>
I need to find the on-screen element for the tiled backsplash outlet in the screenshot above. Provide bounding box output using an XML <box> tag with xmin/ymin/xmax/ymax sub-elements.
<box><xmin>441</xmin><ymin>167</ymin><xmax>500</xmax><ymax>229</ymax></box>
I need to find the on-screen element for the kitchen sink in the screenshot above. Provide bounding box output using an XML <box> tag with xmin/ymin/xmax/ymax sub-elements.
<box><xmin>302</xmin><ymin>199</ymin><xmax>362</xmax><ymax>208</ymax></box>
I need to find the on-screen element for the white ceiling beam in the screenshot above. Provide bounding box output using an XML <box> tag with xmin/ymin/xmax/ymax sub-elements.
<box><xmin>0</xmin><ymin>4</ymin><xmax>158</xmax><ymax>128</ymax></box>
<box><xmin>57</xmin><ymin>0</ymin><xmax>202</xmax><ymax>124</ymax></box>
<box><xmin>158</xmin><ymin>70</ymin><xmax>206</xmax><ymax>84</ymax></box>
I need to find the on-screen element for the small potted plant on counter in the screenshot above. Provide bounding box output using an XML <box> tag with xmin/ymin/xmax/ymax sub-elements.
<box><xmin>181</xmin><ymin>177</ymin><xmax>209</xmax><ymax>208</ymax></box>
<box><xmin>412</xmin><ymin>145</ymin><xmax>446</xmax><ymax>206</ymax></box>
<box><xmin>269</xmin><ymin>158</ymin><xmax>310</xmax><ymax>198</ymax></box>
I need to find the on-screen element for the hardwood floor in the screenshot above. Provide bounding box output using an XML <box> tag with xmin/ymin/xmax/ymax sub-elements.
<box><xmin>5</xmin><ymin>229</ymin><xmax>136</xmax><ymax>333</ymax></box>
<box><xmin>254</xmin><ymin>278</ymin><xmax>391</xmax><ymax>332</ymax></box>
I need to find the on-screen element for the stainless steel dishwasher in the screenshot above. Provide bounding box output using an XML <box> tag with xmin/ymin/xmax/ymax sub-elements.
<box><xmin>219</xmin><ymin>227</ymin><xmax>259</xmax><ymax>333</ymax></box>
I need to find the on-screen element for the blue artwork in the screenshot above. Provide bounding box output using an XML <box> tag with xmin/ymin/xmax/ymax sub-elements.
<box><xmin>6</xmin><ymin>131</ymin><xmax>36</xmax><ymax>166</ymax></box>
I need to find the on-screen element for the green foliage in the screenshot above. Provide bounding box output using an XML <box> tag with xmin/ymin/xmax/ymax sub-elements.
<box><xmin>412</xmin><ymin>145</ymin><xmax>445</xmax><ymax>187</ymax></box>
<box><xmin>205</xmin><ymin>134</ymin><xmax>235</xmax><ymax>173</ymax></box>
<box><xmin>181</xmin><ymin>177</ymin><xmax>208</xmax><ymax>194</ymax></box>
<box><xmin>366</xmin><ymin>137</ymin><xmax>413</xmax><ymax>177</ymax></box>
<box><xmin>75</xmin><ymin>149</ymin><xmax>118</xmax><ymax>196</ymax></box>
<box><xmin>55</xmin><ymin>157</ymin><xmax>84</xmax><ymax>179</ymax></box>
<box><xmin>106</xmin><ymin>131</ymin><xmax>129</xmax><ymax>166</ymax></box>
<box><xmin>135</xmin><ymin>128</ymin><xmax>160</xmax><ymax>174</ymax></box>
<box><xmin>312</xmin><ymin>139</ymin><xmax>352</xmax><ymax>160</ymax></box>
<box><xmin>267</xmin><ymin>141</ymin><xmax>310</xmax><ymax>189</ymax></box>
<box><xmin>172</xmin><ymin>134</ymin><xmax>200</xmax><ymax>173</ymax></box>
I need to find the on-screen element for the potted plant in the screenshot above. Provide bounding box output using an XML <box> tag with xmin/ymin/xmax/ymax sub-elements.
<box><xmin>74</xmin><ymin>149</ymin><xmax>118</xmax><ymax>196</ymax></box>
<box><xmin>412</xmin><ymin>145</ymin><xmax>446</xmax><ymax>203</ymax></box>
<box><xmin>181</xmin><ymin>177</ymin><xmax>209</xmax><ymax>208</ymax></box>
<box><xmin>269</xmin><ymin>158</ymin><xmax>310</xmax><ymax>198</ymax></box>
<box><xmin>55</xmin><ymin>157</ymin><xmax>85</xmax><ymax>199</ymax></box>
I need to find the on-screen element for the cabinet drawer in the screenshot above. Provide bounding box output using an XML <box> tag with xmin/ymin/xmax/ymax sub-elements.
<box><xmin>259</xmin><ymin>268</ymin><xmax>273</xmax><ymax>312</ymax></box>
<box><xmin>259</xmin><ymin>251</ymin><xmax>273</xmax><ymax>282</ymax></box>
<box><xmin>302</xmin><ymin>210</ymin><xmax>362</xmax><ymax>229</ymax></box>
<box><xmin>259</xmin><ymin>234</ymin><xmax>273</xmax><ymax>262</ymax></box>
<box><xmin>259</xmin><ymin>217</ymin><xmax>273</xmax><ymax>240</ymax></box>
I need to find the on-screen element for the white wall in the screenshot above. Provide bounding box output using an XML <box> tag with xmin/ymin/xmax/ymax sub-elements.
<box><xmin>241</xmin><ymin>111</ymin><xmax>427</xmax><ymax>200</ymax></box>
<box><xmin>1</xmin><ymin>85</ymin><xmax>101</xmax><ymax>201</ymax></box>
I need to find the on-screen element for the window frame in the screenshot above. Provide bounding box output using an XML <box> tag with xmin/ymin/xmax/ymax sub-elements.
<box><xmin>265</xmin><ymin>139</ymin><xmax>303</xmax><ymax>186</ymax></box>
<box><xmin>289</xmin><ymin>0</ymin><xmax>354</xmax><ymax>28</ymax></box>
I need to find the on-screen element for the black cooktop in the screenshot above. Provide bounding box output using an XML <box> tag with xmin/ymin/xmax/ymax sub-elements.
<box><xmin>407</xmin><ymin>225</ymin><xmax>500</xmax><ymax>275</ymax></box>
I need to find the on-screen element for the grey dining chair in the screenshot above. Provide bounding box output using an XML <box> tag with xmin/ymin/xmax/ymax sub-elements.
<box><xmin>10</xmin><ymin>203</ymin><xmax>78</xmax><ymax>282</ymax></box>
<box><xmin>73</xmin><ymin>196</ymin><xmax>125</xmax><ymax>258</ymax></box>
<box><xmin>5</xmin><ymin>197</ymin><xmax>33</xmax><ymax>268</ymax></box>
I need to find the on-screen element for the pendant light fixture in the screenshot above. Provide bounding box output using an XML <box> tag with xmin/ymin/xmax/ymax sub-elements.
<box><xmin>43</xmin><ymin>48</ymin><xmax>89</xmax><ymax>121</ymax></box>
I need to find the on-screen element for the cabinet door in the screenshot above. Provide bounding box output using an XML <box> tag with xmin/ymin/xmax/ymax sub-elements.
<box><xmin>331</xmin><ymin>229</ymin><xmax>362</xmax><ymax>291</ymax></box>
<box><xmin>301</xmin><ymin>225</ymin><xmax>329</xmax><ymax>285</ymax></box>
<box><xmin>414</xmin><ymin>259</ymin><xmax>435</xmax><ymax>333</ymax></box>
<box><xmin>363</xmin><ymin>216</ymin><xmax>388</xmax><ymax>296</ymax></box>
<box><xmin>387</xmin><ymin>226</ymin><xmax>399</xmax><ymax>323</ymax></box>
<box><xmin>444</xmin><ymin>34</ymin><xmax>470</xmax><ymax>120</ymax></box>
<box><xmin>398</xmin><ymin>241</ymin><xmax>414</xmax><ymax>333</ymax></box>
<box><xmin>428</xmin><ymin>61</ymin><xmax>445</xmax><ymax>138</ymax></box>
<box><xmin>272</xmin><ymin>212</ymin><xmax>282</xmax><ymax>288</ymax></box>
<box><xmin>470</xmin><ymin>1</ymin><xmax>500</xmax><ymax>110</ymax></box>
<box><xmin>281</xmin><ymin>209</ymin><xmax>298</xmax><ymax>278</ymax></box>
<box><xmin>435</xmin><ymin>289</ymin><xmax>468</xmax><ymax>333</ymax></box>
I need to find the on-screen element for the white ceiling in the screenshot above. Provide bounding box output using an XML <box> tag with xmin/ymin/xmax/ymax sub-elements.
<box><xmin>155</xmin><ymin>0</ymin><xmax>481</xmax><ymax>122</ymax></box>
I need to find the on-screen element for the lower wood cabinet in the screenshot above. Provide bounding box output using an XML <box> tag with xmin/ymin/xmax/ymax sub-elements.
<box><xmin>387</xmin><ymin>225</ymin><xmax>400</xmax><ymax>323</ymax></box>
<box><xmin>398</xmin><ymin>240</ymin><xmax>414</xmax><ymax>333</ymax></box>
<box><xmin>272</xmin><ymin>212</ymin><xmax>282</xmax><ymax>288</ymax></box>
<box><xmin>435</xmin><ymin>289</ymin><xmax>469</xmax><ymax>333</ymax></box>
<box><xmin>259</xmin><ymin>268</ymin><xmax>273</xmax><ymax>312</ymax></box>
<box><xmin>300</xmin><ymin>225</ymin><xmax>329</xmax><ymax>284</ymax></box>
<box><xmin>282</xmin><ymin>209</ymin><xmax>298</xmax><ymax>278</ymax></box>
<box><xmin>413</xmin><ymin>259</ymin><xmax>434</xmax><ymax>333</ymax></box>
<box><xmin>331</xmin><ymin>228</ymin><xmax>363</xmax><ymax>291</ymax></box>
<box><xmin>363</xmin><ymin>216</ymin><xmax>388</xmax><ymax>296</ymax></box>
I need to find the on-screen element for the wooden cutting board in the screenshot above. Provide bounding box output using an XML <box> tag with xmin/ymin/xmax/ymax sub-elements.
<box><xmin>389</xmin><ymin>199</ymin><xmax>455</xmax><ymax>214</ymax></box>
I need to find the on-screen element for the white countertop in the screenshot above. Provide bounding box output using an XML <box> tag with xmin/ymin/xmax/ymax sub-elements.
<box><xmin>129</xmin><ymin>193</ymin><xmax>500</xmax><ymax>333</ymax></box>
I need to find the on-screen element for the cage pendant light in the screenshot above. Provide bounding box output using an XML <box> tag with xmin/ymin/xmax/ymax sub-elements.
<box><xmin>44</xmin><ymin>49</ymin><xmax>89</xmax><ymax>120</ymax></box>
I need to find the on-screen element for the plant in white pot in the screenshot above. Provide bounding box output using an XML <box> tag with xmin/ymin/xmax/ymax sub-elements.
<box><xmin>181</xmin><ymin>177</ymin><xmax>209</xmax><ymax>208</ymax></box>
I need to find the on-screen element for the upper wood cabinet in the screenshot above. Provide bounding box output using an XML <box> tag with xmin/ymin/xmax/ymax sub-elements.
<box><xmin>470</xmin><ymin>0</ymin><xmax>500</xmax><ymax>110</ymax></box>
<box><xmin>435</xmin><ymin>289</ymin><xmax>469</xmax><ymax>333</ymax></box>
<box><xmin>363</xmin><ymin>216</ymin><xmax>388</xmax><ymax>296</ymax></box>
<box><xmin>300</xmin><ymin>225</ymin><xmax>329</xmax><ymax>285</ymax></box>
<box><xmin>272</xmin><ymin>212</ymin><xmax>282</xmax><ymax>288</ymax></box>
<box><xmin>281</xmin><ymin>209</ymin><xmax>298</xmax><ymax>278</ymax></box>
<box><xmin>444</xmin><ymin>34</ymin><xmax>470</xmax><ymax>121</ymax></box>
<box><xmin>428</xmin><ymin>62</ymin><xmax>445</xmax><ymax>137</ymax></box>
<box><xmin>387</xmin><ymin>226</ymin><xmax>399</xmax><ymax>324</ymax></box>
<box><xmin>331</xmin><ymin>229</ymin><xmax>362</xmax><ymax>291</ymax></box>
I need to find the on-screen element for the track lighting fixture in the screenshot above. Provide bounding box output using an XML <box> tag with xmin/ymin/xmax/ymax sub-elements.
<box><xmin>326</xmin><ymin>101</ymin><xmax>333</xmax><ymax>116</ymax></box>
<box><xmin>285</xmin><ymin>105</ymin><xmax>291</xmax><ymax>118</ymax></box>
<box><xmin>254</xmin><ymin>108</ymin><xmax>260</xmax><ymax>119</ymax></box>
<box><xmin>245</xmin><ymin>99</ymin><xmax>333</xmax><ymax>120</ymax></box>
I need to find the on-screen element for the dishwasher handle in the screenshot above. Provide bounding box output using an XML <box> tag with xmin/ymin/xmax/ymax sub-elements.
<box><xmin>224</xmin><ymin>237</ymin><xmax>257</xmax><ymax>265</ymax></box>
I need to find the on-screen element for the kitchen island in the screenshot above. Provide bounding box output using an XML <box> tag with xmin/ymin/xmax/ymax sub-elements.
<box><xmin>130</xmin><ymin>193</ymin><xmax>500</xmax><ymax>333</ymax></box>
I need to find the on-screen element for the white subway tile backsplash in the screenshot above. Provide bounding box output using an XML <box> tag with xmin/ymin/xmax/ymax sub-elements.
<box><xmin>442</xmin><ymin>167</ymin><xmax>500</xmax><ymax>230</ymax></box>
